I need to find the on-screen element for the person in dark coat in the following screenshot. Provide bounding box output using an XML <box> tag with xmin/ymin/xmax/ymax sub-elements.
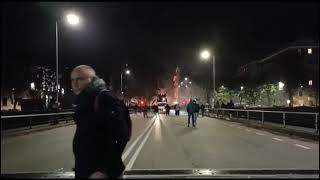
<box><xmin>153</xmin><ymin>104</ymin><xmax>160</xmax><ymax>118</ymax></box>
<box><xmin>165</xmin><ymin>104</ymin><xmax>170</xmax><ymax>116</ymax></box>
<box><xmin>143</xmin><ymin>105</ymin><xmax>148</xmax><ymax>118</ymax></box>
<box><xmin>186</xmin><ymin>99</ymin><xmax>195</xmax><ymax>127</ymax></box>
<box><xmin>71</xmin><ymin>65</ymin><xmax>127</xmax><ymax>179</ymax></box>
<box><xmin>200</xmin><ymin>104</ymin><xmax>205</xmax><ymax>117</ymax></box>
<box><xmin>174</xmin><ymin>103</ymin><xmax>180</xmax><ymax>116</ymax></box>
<box><xmin>193</xmin><ymin>100</ymin><xmax>200</xmax><ymax>125</ymax></box>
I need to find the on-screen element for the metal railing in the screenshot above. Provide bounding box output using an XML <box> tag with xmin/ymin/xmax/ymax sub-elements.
<box><xmin>1</xmin><ymin>112</ymin><xmax>75</xmax><ymax>131</ymax></box>
<box><xmin>1</xmin><ymin>110</ymin><xmax>139</xmax><ymax>131</ymax></box>
<box><xmin>204</xmin><ymin>108</ymin><xmax>319</xmax><ymax>134</ymax></box>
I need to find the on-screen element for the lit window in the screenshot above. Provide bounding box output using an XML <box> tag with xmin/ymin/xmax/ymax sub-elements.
<box><xmin>309</xmin><ymin>80</ymin><xmax>312</xmax><ymax>86</ymax></box>
<box><xmin>308</xmin><ymin>48</ymin><xmax>312</xmax><ymax>54</ymax></box>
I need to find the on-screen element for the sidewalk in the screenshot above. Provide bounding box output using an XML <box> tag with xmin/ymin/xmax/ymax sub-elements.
<box><xmin>205</xmin><ymin>112</ymin><xmax>319</xmax><ymax>141</ymax></box>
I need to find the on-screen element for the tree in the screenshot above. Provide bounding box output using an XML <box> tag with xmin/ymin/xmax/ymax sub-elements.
<box><xmin>242</xmin><ymin>87</ymin><xmax>261</xmax><ymax>105</ymax></box>
<box><xmin>216</xmin><ymin>86</ymin><xmax>236</xmax><ymax>104</ymax></box>
<box><xmin>259</xmin><ymin>83</ymin><xmax>278</xmax><ymax>106</ymax></box>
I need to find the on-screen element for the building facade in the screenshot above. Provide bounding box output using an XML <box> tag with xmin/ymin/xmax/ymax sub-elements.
<box><xmin>233</xmin><ymin>40</ymin><xmax>319</xmax><ymax>107</ymax></box>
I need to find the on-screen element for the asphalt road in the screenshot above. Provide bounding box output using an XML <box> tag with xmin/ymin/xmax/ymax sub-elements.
<box><xmin>1</xmin><ymin>110</ymin><xmax>319</xmax><ymax>173</ymax></box>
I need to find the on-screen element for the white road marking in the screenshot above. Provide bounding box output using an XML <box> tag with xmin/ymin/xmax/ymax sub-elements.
<box><xmin>126</xmin><ymin>122</ymin><xmax>155</xmax><ymax>170</ymax></box>
<box><xmin>272</xmin><ymin>138</ymin><xmax>284</xmax><ymax>142</ymax></box>
<box><xmin>229</xmin><ymin>125</ymin><xmax>234</xmax><ymax>127</ymax></box>
<box><xmin>255</xmin><ymin>132</ymin><xmax>265</xmax><ymax>136</ymax></box>
<box><xmin>245</xmin><ymin>129</ymin><xmax>251</xmax><ymax>132</ymax></box>
<box><xmin>237</xmin><ymin>126</ymin><xmax>242</xmax><ymax>129</ymax></box>
<box><xmin>122</xmin><ymin>117</ymin><xmax>156</xmax><ymax>161</ymax></box>
<box><xmin>294</xmin><ymin>144</ymin><xmax>311</xmax><ymax>150</ymax></box>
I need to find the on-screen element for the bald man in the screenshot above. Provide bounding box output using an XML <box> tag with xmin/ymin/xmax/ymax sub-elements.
<box><xmin>71</xmin><ymin>65</ymin><xmax>126</xmax><ymax>179</ymax></box>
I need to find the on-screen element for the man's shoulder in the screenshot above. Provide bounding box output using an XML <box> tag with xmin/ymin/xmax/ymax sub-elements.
<box><xmin>95</xmin><ymin>90</ymin><xmax>118</xmax><ymax>109</ymax></box>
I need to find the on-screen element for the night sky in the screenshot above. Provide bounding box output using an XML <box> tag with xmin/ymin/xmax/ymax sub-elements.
<box><xmin>2</xmin><ymin>2</ymin><xmax>319</xmax><ymax>96</ymax></box>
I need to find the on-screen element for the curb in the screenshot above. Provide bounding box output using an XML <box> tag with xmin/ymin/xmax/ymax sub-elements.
<box><xmin>205</xmin><ymin>114</ymin><xmax>319</xmax><ymax>141</ymax></box>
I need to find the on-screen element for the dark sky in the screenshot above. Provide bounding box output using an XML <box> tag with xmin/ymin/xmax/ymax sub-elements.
<box><xmin>2</xmin><ymin>2</ymin><xmax>319</xmax><ymax>96</ymax></box>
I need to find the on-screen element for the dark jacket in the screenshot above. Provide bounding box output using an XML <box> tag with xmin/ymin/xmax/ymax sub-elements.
<box><xmin>165</xmin><ymin>104</ymin><xmax>170</xmax><ymax>111</ymax></box>
<box><xmin>200</xmin><ymin>104</ymin><xmax>205</xmax><ymax>111</ymax></box>
<box><xmin>73</xmin><ymin>77</ymin><xmax>125</xmax><ymax>178</ymax></box>
<box><xmin>194</xmin><ymin>103</ymin><xmax>200</xmax><ymax>113</ymax></box>
<box><xmin>187</xmin><ymin>102</ymin><xmax>195</xmax><ymax>114</ymax></box>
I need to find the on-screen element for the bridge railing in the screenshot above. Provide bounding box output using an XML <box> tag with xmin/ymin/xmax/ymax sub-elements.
<box><xmin>204</xmin><ymin>108</ymin><xmax>319</xmax><ymax>134</ymax></box>
<box><xmin>1</xmin><ymin>112</ymin><xmax>75</xmax><ymax>131</ymax></box>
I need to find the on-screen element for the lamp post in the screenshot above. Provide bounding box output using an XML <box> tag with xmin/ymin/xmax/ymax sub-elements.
<box><xmin>120</xmin><ymin>65</ymin><xmax>131</xmax><ymax>99</ymax></box>
<box><xmin>200</xmin><ymin>49</ymin><xmax>215</xmax><ymax>104</ymax></box>
<box><xmin>55</xmin><ymin>13</ymin><xmax>80</xmax><ymax>108</ymax></box>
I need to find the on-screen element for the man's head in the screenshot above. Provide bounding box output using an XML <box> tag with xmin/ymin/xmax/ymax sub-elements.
<box><xmin>71</xmin><ymin>65</ymin><xmax>97</xmax><ymax>95</ymax></box>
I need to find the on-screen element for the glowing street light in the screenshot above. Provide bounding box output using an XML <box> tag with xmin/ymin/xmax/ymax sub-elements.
<box><xmin>309</xmin><ymin>80</ymin><xmax>312</xmax><ymax>86</ymax></box>
<box><xmin>185</xmin><ymin>77</ymin><xmax>188</xmax><ymax>81</ymax></box>
<box><xmin>200</xmin><ymin>49</ymin><xmax>216</xmax><ymax>103</ymax></box>
<box><xmin>30</xmin><ymin>82</ymin><xmax>35</xmax><ymax>90</ymax></box>
<box><xmin>121</xmin><ymin>65</ymin><xmax>131</xmax><ymax>98</ymax></box>
<box><xmin>66</xmin><ymin>14</ymin><xmax>80</xmax><ymax>25</ymax></box>
<box><xmin>200</xmin><ymin>50</ymin><xmax>210</xmax><ymax>60</ymax></box>
<box><xmin>286</xmin><ymin>99</ymin><xmax>291</xmax><ymax>106</ymax></box>
<box><xmin>278</xmin><ymin>81</ymin><xmax>284</xmax><ymax>90</ymax></box>
<box><xmin>55</xmin><ymin>13</ymin><xmax>80</xmax><ymax>108</ymax></box>
<box><xmin>240</xmin><ymin>86</ymin><xmax>244</xmax><ymax>91</ymax></box>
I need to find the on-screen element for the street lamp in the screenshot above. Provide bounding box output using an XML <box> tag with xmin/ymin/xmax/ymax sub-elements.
<box><xmin>200</xmin><ymin>49</ymin><xmax>215</xmax><ymax>103</ymax></box>
<box><xmin>278</xmin><ymin>81</ymin><xmax>284</xmax><ymax>91</ymax></box>
<box><xmin>286</xmin><ymin>99</ymin><xmax>291</xmax><ymax>107</ymax></box>
<box><xmin>121</xmin><ymin>65</ymin><xmax>131</xmax><ymax>98</ymax></box>
<box><xmin>184</xmin><ymin>77</ymin><xmax>188</xmax><ymax>81</ymax></box>
<box><xmin>55</xmin><ymin>13</ymin><xmax>80</xmax><ymax>107</ymax></box>
<box><xmin>30</xmin><ymin>82</ymin><xmax>35</xmax><ymax>90</ymax></box>
<box><xmin>240</xmin><ymin>86</ymin><xmax>244</xmax><ymax>91</ymax></box>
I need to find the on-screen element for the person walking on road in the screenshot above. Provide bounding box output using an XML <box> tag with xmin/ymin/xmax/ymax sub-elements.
<box><xmin>165</xmin><ymin>104</ymin><xmax>170</xmax><ymax>116</ymax></box>
<box><xmin>153</xmin><ymin>105</ymin><xmax>160</xmax><ymax>119</ymax></box>
<box><xmin>200</xmin><ymin>104</ymin><xmax>205</xmax><ymax>117</ymax></box>
<box><xmin>193</xmin><ymin>100</ymin><xmax>200</xmax><ymax>126</ymax></box>
<box><xmin>70</xmin><ymin>65</ymin><xmax>131</xmax><ymax>179</ymax></box>
<box><xmin>174</xmin><ymin>103</ymin><xmax>180</xmax><ymax>116</ymax></box>
<box><xmin>143</xmin><ymin>105</ymin><xmax>148</xmax><ymax>118</ymax></box>
<box><xmin>186</xmin><ymin>99</ymin><xmax>196</xmax><ymax>127</ymax></box>
<box><xmin>228</xmin><ymin>100</ymin><xmax>235</xmax><ymax>118</ymax></box>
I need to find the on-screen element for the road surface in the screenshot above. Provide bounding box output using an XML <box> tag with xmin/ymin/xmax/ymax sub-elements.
<box><xmin>1</xmin><ymin>110</ymin><xmax>319</xmax><ymax>173</ymax></box>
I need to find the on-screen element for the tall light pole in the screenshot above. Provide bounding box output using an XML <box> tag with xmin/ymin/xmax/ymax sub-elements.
<box><xmin>200</xmin><ymin>49</ymin><xmax>215</xmax><ymax>104</ymax></box>
<box><xmin>55</xmin><ymin>13</ymin><xmax>80</xmax><ymax>107</ymax></box>
<box><xmin>120</xmin><ymin>65</ymin><xmax>131</xmax><ymax>99</ymax></box>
